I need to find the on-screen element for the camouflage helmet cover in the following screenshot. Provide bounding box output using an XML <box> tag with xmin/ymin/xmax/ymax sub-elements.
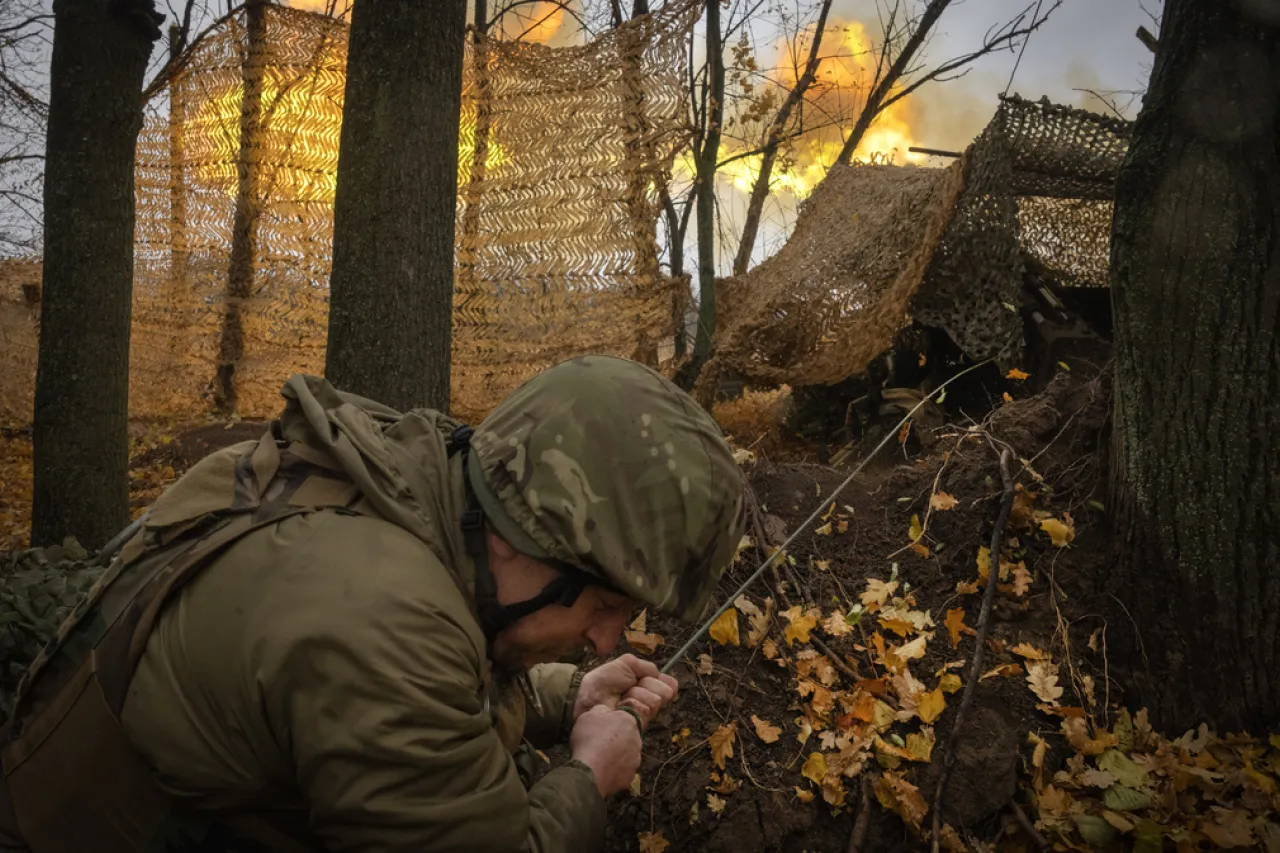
<box><xmin>466</xmin><ymin>355</ymin><xmax>747</xmax><ymax>622</ymax></box>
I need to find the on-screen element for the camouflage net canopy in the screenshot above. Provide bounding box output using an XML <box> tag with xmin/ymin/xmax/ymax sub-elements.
<box><xmin>0</xmin><ymin>2</ymin><xmax>696</xmax><ymax>424</ymax></box>
<box><xmin>704</xmin><ymin>94</ymin><xmax>1132</xmax><ymax>394</ymax></box>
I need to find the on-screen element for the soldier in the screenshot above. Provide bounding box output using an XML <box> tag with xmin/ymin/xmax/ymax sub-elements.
<box><xmin>0</xmin><ymin>355</ymin><xmax>748</xmax><ymax>853</ymax></box>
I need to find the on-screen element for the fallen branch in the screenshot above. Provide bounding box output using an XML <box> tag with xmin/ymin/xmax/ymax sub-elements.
<box><xmin>1010</xmin><ymin>800</ymin><xmax>1051</xmax><ymax>851</ymax></box>
<box><xmin>930</xmin><ymin>446</ymin><xmax>1016</xmax><ymax>852</ymax></box>
<box><xmin>845</xmin><ymin>774</ymin><xmax>873</xmax><ymax>853</ymax></box>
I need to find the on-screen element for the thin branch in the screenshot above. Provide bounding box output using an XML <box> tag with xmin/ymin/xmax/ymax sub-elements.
<box><xmin>930</xmin><ymin>447</ymin><xmax>1015</xmax><ymax>853</ymax></box>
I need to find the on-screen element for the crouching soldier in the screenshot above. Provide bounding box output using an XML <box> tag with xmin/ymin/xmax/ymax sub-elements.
<box><xmin>0</xmin><ymin>354</ymin><xmax>747</xmax><ymax>852</ymax></box>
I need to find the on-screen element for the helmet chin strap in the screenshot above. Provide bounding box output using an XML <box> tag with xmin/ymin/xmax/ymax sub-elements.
<box><xmin>453</xmin><ymin>426</ymin><xmax>588</xmax><ymax>645</ymax></box>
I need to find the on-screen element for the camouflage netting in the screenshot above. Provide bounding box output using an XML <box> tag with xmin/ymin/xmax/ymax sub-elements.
<box><xmin>0</xmin><ymin>1</ymin><xmax>697</xmax><ymax>424</ymax></box>
<box><xmin>704</xmin><ymin>93</ymin><xmax>1132</xmax><ymax>394</ymax></box>
<box><xmin>0</xmin><ymin>542</ymin><xmax>103</xmax><ymax>717</ymax></box>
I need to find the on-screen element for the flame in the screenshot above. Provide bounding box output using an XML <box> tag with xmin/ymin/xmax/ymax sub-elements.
<box><xmin>500</xmin><ymin>2</ymin><xmax>565</xmax><ymax>44</ymax></box>
<box><xmin>714</xmin><ymin>17</ymin><xmax>928</xmax><ymax>201</ymax></box>
<box><xmin>189</xmin><ymin>73</ymin><xmax>506</xmax><ymax>204</ymax></box>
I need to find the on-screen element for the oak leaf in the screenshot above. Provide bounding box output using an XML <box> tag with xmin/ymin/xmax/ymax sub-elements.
<box><xmin>945</xmin><ymin>608</ymin><xmax>971</xmax><ymax>647</ymax></box>
<box><xmin>625</xmin><ymin>630</ymin><xmax>664</xmax><ymax>654</ymax></box>
<box><xmin>905</xmin><ymin>729</ymin><xmax>935</xmax><ymax>762</ymax></box>
<box><xmin>823</xmin><ymin>611</ymin><xmax>854</xmax><ymax>637</ymax></box>
<box><xmin>751</xmin><ymin>715</ymin><xmax>781</xmax><ymax>744</ymax></box>
<box><xmin>955</xmin><ymin>579</ymin><xmax>980</xmax><ymax>595</ymax></box>
<box><xmin>874</xmin><ymin>771</ymin><xmax>928</xmax><ymax>829</ymax></box>
<box><xmin>938</xmin><ymin>673</ymin><xmax>962</xmax><ymax>694</ymax></box>
<box><xmin>708</xmin><ymin>608</ymin><xmax>741</xmax><ymax>646</ymax></box>
<box><xmin>638</xmin><ymin>831</ymin><xmax>670</xmax><ymax>853</ymax></box>
<box><xmin>697</xmin><ymin>653</ymin><xmax>713</xmax><ymax>675</ymax></box>
<box><xmin>706</xmin><ymin>793</ymin><xmax>726</xmax><ymax>816</ymax></box>
<box><xmin>1011</xmin><ymin>642</ymin><xmax>1048</xmax><ymax>660</ymax></box>
<box><xmin>1007</xmin><ymin>368</ymin><xmax>1029</xmax><ymax>380</ymax></box>
<box><xmin>893</xmin><ymin>635</ymin><xmax>928</xmax><ymax>662</ymax></box>
<box><xmin>1012</xmin><ymin>564</ymin><xmax>1033</xmax><ymax>596</ymax></box>
<box><xmin>709</xmin><ymin>722</ymin><xmax>737</xmax><ymax>769</ymax></box>
<box><xmin>1026</xmin><ymin>661</ymin><xmax>1064</xmax><ymax>705</ymax></box>
<box><xmin>980</xmin><ymin>663</ymin><xmax>1021</xmax><ymax>681</ymax></box>
<box><xmin>929</xmin><ymin>491</ymin><xmax>958</xmax><ymax>511</ymax></box>
<box><xmin>671</xmin><ymin>727</ymin><xmax>692</xmax><ymax>748</ymax></box>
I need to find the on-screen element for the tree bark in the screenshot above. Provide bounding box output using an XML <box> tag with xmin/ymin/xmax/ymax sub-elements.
<box><xmin>732</xmin><ymin>0</ymin><xmax>833</xmax><ymax>276</ymax></box>
<box><xmin>213</xmin><ymin>0</ymin><xmax>267</xmax><ymax>414</ymax></box>
<box><xmin>689</xmin><ymin>0</ymin><xmax>723</xmax><ymax>374</ymax></box>
<box><xmin>31</xmin><ymin>0</ymin><xmax>161</xmax><ymax>549</ymax></box>
<box><xmin>325</xmin><ymin>0</ymin><xmax>465</xmax><ymax>412</ymax></box>
<box><xmin>1109</xmin><ymin>0</ymin><xmax>1280</xmax><ymax>733</ymax></box>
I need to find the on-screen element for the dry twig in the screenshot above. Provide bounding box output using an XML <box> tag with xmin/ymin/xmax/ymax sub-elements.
<box><xmin>930</xmin><ymin>447</ymin><xmax>1015</xmax><ymax>852</ymax></box>
<box><xmin>845</xmin><ymin>774</ymin><xmax>873</xmax><ymax>853</ymax></box>
<box><xmin>1010</xmin><ymin>799</ymin><xmax>1051</xmax><ymax>851</ymax></box>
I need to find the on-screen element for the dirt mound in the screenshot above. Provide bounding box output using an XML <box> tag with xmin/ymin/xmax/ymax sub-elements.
<box><xmin>598</xmin><ymin>371</ymin><xmax>1114</xmax><ymax>853</ymax></box>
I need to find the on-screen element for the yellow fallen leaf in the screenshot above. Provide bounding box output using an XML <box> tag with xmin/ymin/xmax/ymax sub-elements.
<box><xmin>875</xmin><ymin>771</ymin><xmax>928</xmax><ymax>829</ymax></box>
<box><xmin>794</xmin><ymin>786</ymin><xmax>815</xmax><ymax>803</ymax></box>
<box><xmin>893</xmin><ymin>635</ymin><xmax>928</xmax><ymax>661</ymax></box>
<box><xmin>821</xmin><ymin>776</ymin><xmax>847</xmax><ymax>807</ymax></box>
<box><xmin>862</xmin><ymin>578</ymin><xmax>899</xmax><ymax>607</ymax></box>
<box><xmin>706</xmin><ymin>793</ymin><xmax>726</xmax><ymax>815</ymax></box>
<box><xmin>1007</xmin><ymin>368</ymin><xmax>1029</xmax><ymax>380</ymax></box>
<box><xmin>794</xmin><ymin>715</ymin><xmax>814</xmax><ymax>745</ymax></box>
<box><xmin>880</xmin><ymin>617</ymin><xmax>915</xmax><ymax>638</ymax></box>
<box><xmin>762</xmin><ymin>638</ymin><xmax>783</xmax><ymax>664</ymax></box>
<box><xmin>976</xmin><ymin>546</ymin><xmax>991</xmax><ymax>582</ymax></box>
<box><xmin>929</xmin><ymin>491</ymin><xmax>958</xmax><ymax>511</ymax></box>
<box><xmin>1062</xmin><ymin>717</ymin><xmax>1118</xmax><ymax>756</ymax></box>
<box><xmin>980</xmin><ymin>663</ymin><xmax>1021</xmax><ymax>681</ymax></box>
<box><xmin>708</xmin><ymin>608</ymin><xmax>741</xmax><ymax>646</ymax></box>
<box><xmin>697</xmin><ymin>653</ymin><xmax>713</xmax><ymax>675</ymax></box>
<box><xmin>938</xmin><ymin>673</ymin><xmax>962</xmax><ymax>693</ymax></box>
<box><xmin>909</xmin><ymin>542</ymin><xmax>931</xmax><ymax>558</ymax></box>
<box><xmin>709</xmin><ymin>771</ymin><xmax>742</xmax><ymax>794</ymax></box>
<box><xmin>752</xmin><ymin>714</ymin><xmax>781</xmax><ymax>744</ymax></box>
<box><xmin>905</xmin><ymin>729</ymin><xmax>935</xmax><ymax>762</ymax></box>
<box><xmin>1039</xmin><ymin>515</ymin><xmax>1075</xmax><ymax>547</ymax></box>
<box><xmin>625</xmin><ymin>630</ymin><xmax>664</xmax><ymax>654</ymax></box>
<box><xmin>909</xmin><ymin>514</ymin><xmax>924</xmax><ymax>541</ymax></box>
<box><xmin>638</xmin><ymin>831</ymin><xmax>670</xmax><ymax>853</ymax></box>
<box><xmin>945</xmin><ymin>608</ymin><xmax>971</xmax><ymax>647</ymax></box>
<box><xmin>1102</xmin><ymin>810</ymin><xmax>1135</xmax><ymax>832</ymax></box>
<box><xmin>814</xmin><ymin>558</ymin><xmax>830</xmax><ymax>571</ymax></box>
<box><xmin>671</xmin><ymin>727</ymin><xmax>692</xmax><ymax>747</ymax></box>
<box><xmin>822</xmin><ymin>611</ymin><xmax>853</xmax><ymax>637</ymax></box>
<box><xmin>801</xmin><ymin>752</ymin><xmax>828</xmax><ymax>785</ymax></box>
<box><xmin>1011</xmin><ymin>642</ymin><xmax>1048</xmax><ymax>660</ymax></box>
<box><xmin>1026</xmin><ymin>661</ymin><xmax>1064</xmax><ymax>705</ymax></box>
<box><xmin>1012</xmin><ymin>564</ymin><xmax>1032</xmax><ymax>596</ymax></box>
<box><xmin>955</xmin><ymin>579</ymin><xmax>980</xmax><ymax>595</ymax></box>
<box><xmin>1002</xmin><ymin>391</ymin><xmax>1014</xmax><ymax>403</ymax></box>
<box><xmin>918</xmin><ymin>687</ymin><xmax>946</xmax><ymax>723</ymax></box>
<box><xmin>629</xmin><ymin>609</ymin><xmax>648</xmax><ymax>632</ymax></box>
<box><xmin>629</xmin><ymin>772</ymin><xmax>642</xmax><ymax>796</ymax></box>
<box><xmin>837</xmin><ymin>520</ymin><xmax>849</xmax><ymax>534</ymax></box>
<box><xmin>814</xmin><ymin>521</ymin><xmax>833</xmax><ymax>536</ymax></box>
<box><xmin>783</xmin><ymin>606</ymin><xmax>819</xmax><ymax>646</ymax></box>
<box><xmin>709</xmin><ymin>722</ymin><xmax>737</xmax><ymax>769</ymax></box>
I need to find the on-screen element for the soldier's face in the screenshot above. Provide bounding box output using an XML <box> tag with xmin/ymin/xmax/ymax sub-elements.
<box><xmin>488</xmin><ymin>535</ymin><xmax>638</xmax><ymax>670</ymax></box>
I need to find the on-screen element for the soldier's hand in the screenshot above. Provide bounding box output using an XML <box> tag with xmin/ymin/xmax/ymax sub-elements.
<box><xmin>570</xmin><ymin>705</ymin><xmax>643</xmax><ymax>799</ymax></box>
<box><xmin>574</xmin><ymin>653</ymin><xmax>679</xmax><ymax>726</ymax></box>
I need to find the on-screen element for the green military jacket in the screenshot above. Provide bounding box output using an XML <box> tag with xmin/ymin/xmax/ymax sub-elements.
<box><xmin>0</xmin><ymin>375</ymin><xmax>606</xmax><ymax>852</ymax></box>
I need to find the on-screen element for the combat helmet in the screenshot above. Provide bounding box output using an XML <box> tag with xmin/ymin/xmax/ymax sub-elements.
<box><xmin>459</xmin><ymin>354</ymin><xmax>747</xmax><ymax>639</ymax></box>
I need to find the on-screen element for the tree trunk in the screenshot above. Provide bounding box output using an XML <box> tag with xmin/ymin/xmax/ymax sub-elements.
<box><xmin>213</xmin><ymin>0</ymin><xmax>267</xmax><ymax>414</ymax></box>
<box><xmin>834</xmin><ymin>0</ymin><xmax>950</xmax><ymax>167</ymax></box>
<box><xmin>325</xmin><ymin>0</ymin><xmax>465</xmax><ymax>412</ymax></box>
<box><xmin>689</xmin><ymin>0</ymin><xmax>722</xmax><ymax>374</ymax></box>
<box><xmin>1109</xmin><ymin>0</ymin><xmax>1280</xmax><ymax>734</ymax></box>
<box><xmin>732</xmin><ymin>0</ymin><xmax>833</xmax><ymax>276</ymax></box>
<box><xmin>31</xmin><ymin>0</ymin><xmax>161</xmax><ymax>549</ymax></box>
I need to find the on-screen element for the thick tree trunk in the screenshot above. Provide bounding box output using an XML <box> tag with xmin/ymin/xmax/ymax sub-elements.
<box><xmin>30</xmin><ymin>0</ymin><xmax>160</xmax><ymax>549</ymax></box>
<box><xmin>325</xmin><ymin>0</ymin><xmax>465</xmax><ymax>412</ymax></box>
<box><xmin>213</xmin><ymin>0</ymin><xmax>267</xmax><ymax>414</ymax></box>
<box><xmin>689</xmin><ymin>0</ymin><xmax>722</xmax><ymax>373</ymax></box>
<box><xmin>1109</xmin><ymin>0</ymin><xmax>1280</xmax><ymax>733</ymax></box>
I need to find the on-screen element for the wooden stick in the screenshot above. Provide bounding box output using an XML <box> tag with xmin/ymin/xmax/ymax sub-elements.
<box><xmin>930</xmin><ymin>447</ymin><xmax>1016</xmax><ymax>852</ymax></box>
<box><xmin>1010</xmin><ymin>800</ymin><xmax>1051</xmax><ymax>851</ymax></box>
<box><xmin>1136</xmin><ymin>25</ymin><xmax>1158</xmax><ymax>53</ymax></box>
<box><xmin>845</xmin><ymin>775</ymin><xmax>873</xmax><ymax>853</ymax></box>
